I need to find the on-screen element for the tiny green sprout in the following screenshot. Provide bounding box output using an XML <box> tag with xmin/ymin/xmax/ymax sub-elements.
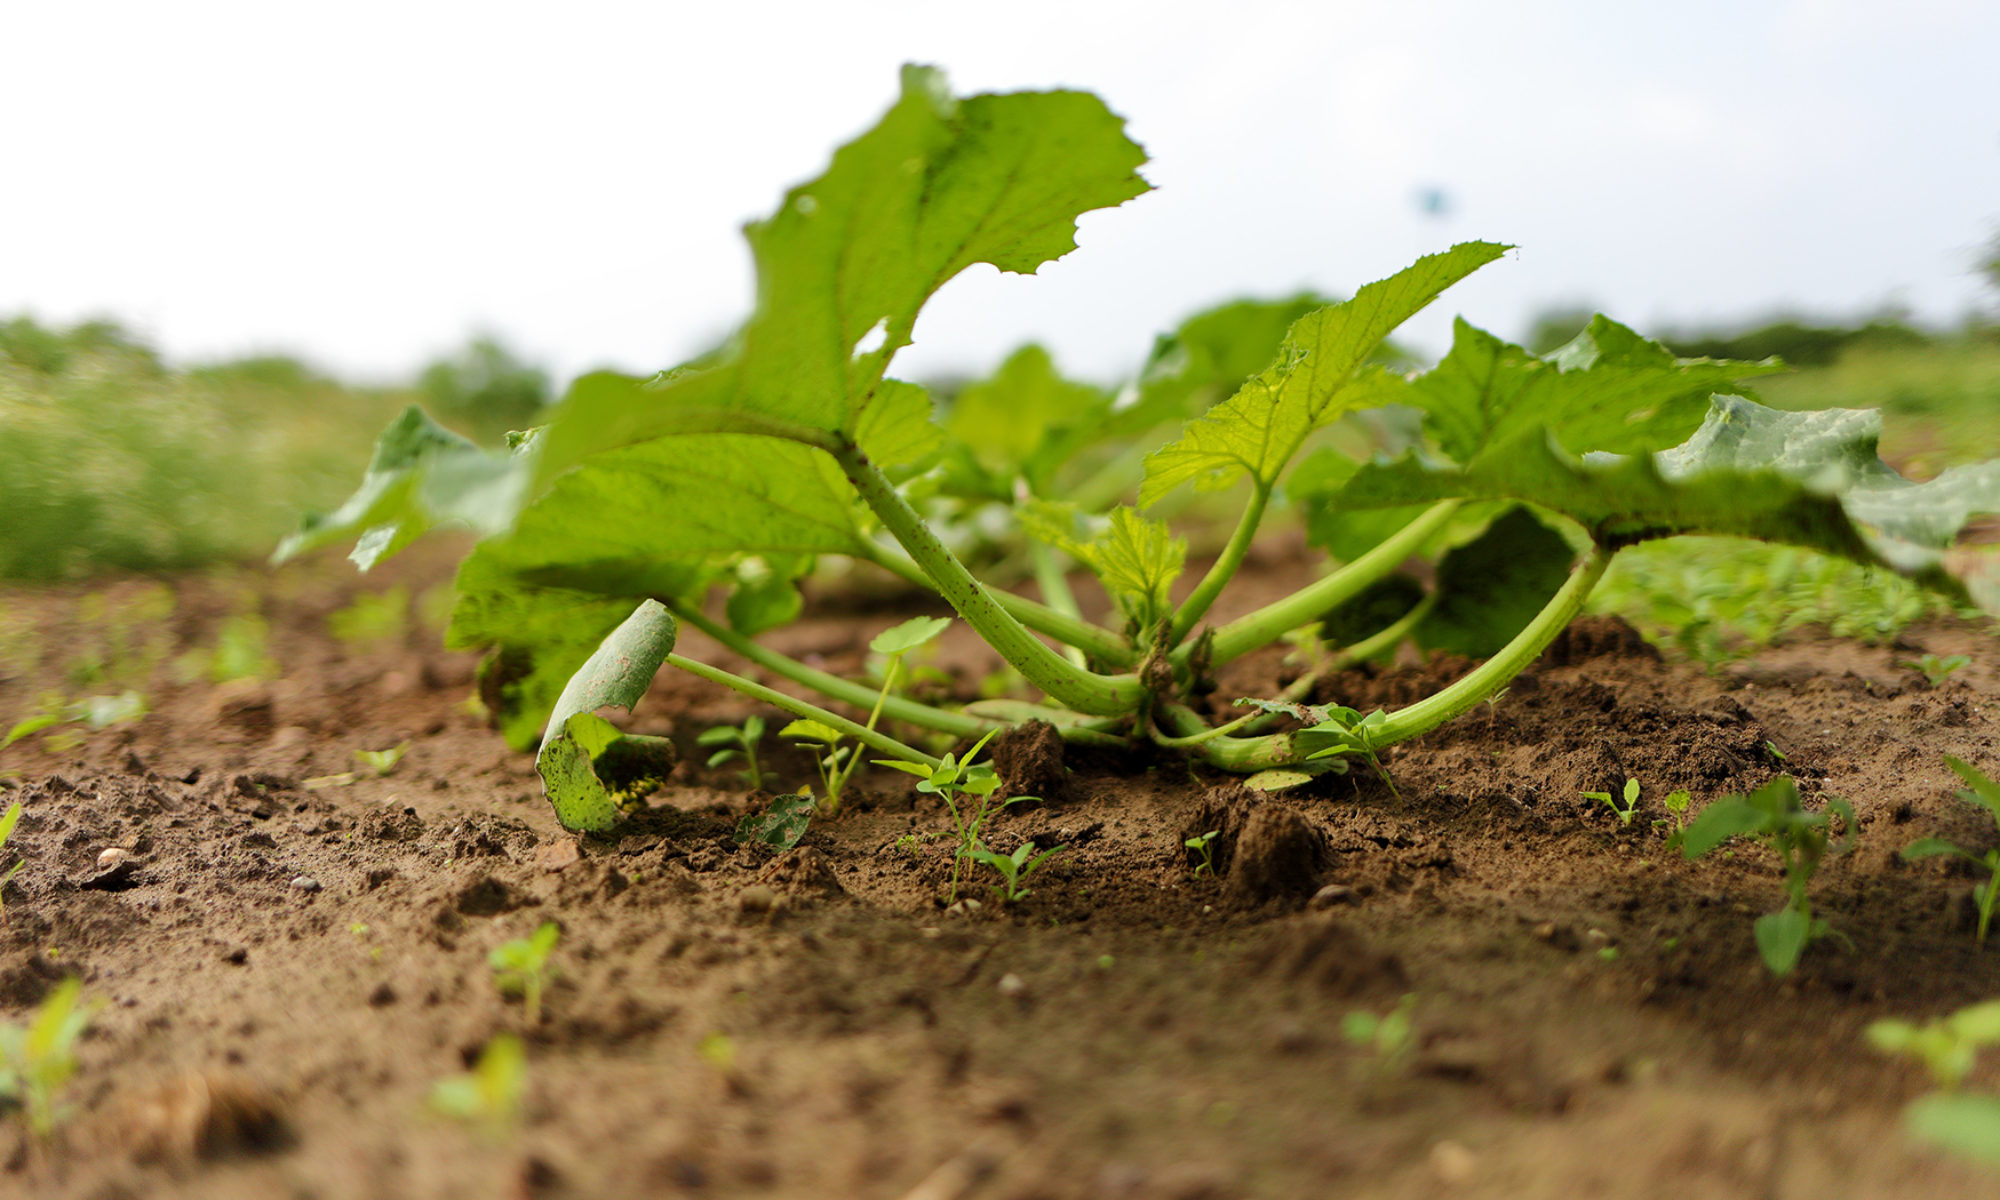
<box><xmin>1764</xmin><ymin>740</ymin><xmax>1788</xmax><ymax>762</ymax></box>
<box><xmin>1673</xmin><ymin>775</ymin><xmax>1856</xmax><ymax>975</ymax></box>
<box><xmin>968</xmin><ymin>840</ymin><xmax>1066</xmax><ymax>903</ymax></box>
<box><xmin>489</xmin><ymin>921</ymin><xmax>560</xmax><ymax>1025</ymax></box>
<box><xmin>1901</xmin><ymin>756</ymin><xmax>2000</xmax><ymax>943</ymax></box>
<box><xmin>0</xmin><ymin>801</ymin><xmax>25</xmax><ymax>920</ymax></box>
<box><xmin>1910</xmin><ymin>652</ymin><xmax>1973</xmax><ymax>689</ymax></box>
<box><xmin>697</xmin><ymin>714</ymin><xmax>769</xmax><ymax>791</ymax></box>
<box><xmin>696</xmin><ymin>1032</ymin><xmax>737</xmax><ymax>1073</ymax></box>
<box><xmin>428</xmin><ymin>1034</ymin><xmax>527</xmax><ymax>1142</ymax></box>
<box><xmin>1185</xmin><ymin>830</ymin><xmax>1220</xmax><ymax>879</ymax></box>
<box><xmin>1869</xmin><ymin>1000</ymin><xmax>2000</xmax><ymax>1167</ymax></box>
<box><xmin>781</xmin><ymin>719</ymin><xmax>857</xmax><ymax>813</ymax></box>
<box><xmin>0</xmin><ymin>977</ymin><xmax>100</xmax><ymax>1139</ymax></box>
<box><xmin>1583</xmin><ymin>777</ymin><xmax>1641</xmax><ymax>825</ymax></box>
<box><xmin>877</xmin><ymin>728</ymin><xmax>1029</xmax><ymax>904</ymax></box>
<box><xmin>1341</xmin><ymin>993</ymin><xmax>1417</xmax><ymax>1073</ymax></box>
<box><xmin>1653</xmin><ymin>788</ymin><xmax>1692</xmax><ymax>834</ymax></box>
<box><xmin>733</xmin><ymin>791</ymin><xmax>815</xmax><ymax>852</ymax></box>
<box><xmin>1868</xmin><ymin>1000</ymin><xmax>2000</xmax><ymax>1090</ymax></box>
<box><xmin>353</xmin><ymin>740</ymin><xmax>411</xmax><ymax>778</ymax></box>
<box><xmin>348</xmin><ymin>921</ymin><xmax>370</xmax><ymax>937</ymax></box>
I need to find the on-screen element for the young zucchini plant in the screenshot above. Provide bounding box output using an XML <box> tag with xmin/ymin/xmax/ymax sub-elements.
<box><xmin>280</xmin><ymin>66</ymin><xmax>2000</xmax><ymax>834</ymax></box>
<box><xmin>1901</xmin><ymin>756</ymin><xmax>2000</xmax><ymax>944</ymax></box>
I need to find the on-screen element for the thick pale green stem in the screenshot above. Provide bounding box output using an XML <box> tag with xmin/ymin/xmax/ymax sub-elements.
<box><xmin>1151</xmin><ymin>702</ymin><xmax>1307</xmax><ymax>771</ymax></box>
<box><xmin>666</xmin><ymin>653</ymin><xmax>942</xmax><ymax>768</ymax></box>
<box><xmin>1186</xmin><ymin>500</ymin><xmax>1461</xmax><ymax>670</ymax></box>
<box><xmin>856</xmin><ymin>540</ymin><xmax>1137</xmax><ymax>667</ymax></box>
<box><xmin>667</xmin><ymin>603</ymin><xmax>994</xmax><ymax>739</ymax></box>
<box><xmin>834</xmin><ymin>436</ymin><xmax>1146</xmax><ymax>717</ymax></box>
<box><xmin>1367</xmin><ymin>545</ymin><xmax>1614</xmax><ymax>748</ymax></box>
<box><xmin>1169</xmin><ymin>482</ymin><xmax>1270</xmax><ymax>645</ymax></box>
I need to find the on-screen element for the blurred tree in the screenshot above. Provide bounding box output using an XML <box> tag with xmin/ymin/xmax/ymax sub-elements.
<box><xmin>418</xmin><ymin>334</ymin><xmax>551</xmax><ymax>431</ymax></box>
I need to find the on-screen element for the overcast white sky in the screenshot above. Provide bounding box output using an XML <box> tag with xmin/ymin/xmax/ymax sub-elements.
<box><xmin>5</xmin><ymin>0</ymin><xmax>1997</xmax><ymax>387</ymax></box>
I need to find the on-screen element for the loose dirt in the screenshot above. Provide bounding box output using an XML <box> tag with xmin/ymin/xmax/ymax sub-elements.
<box><xmin>4</xmin><ymin>541</ymin><xmax>2000</xmax><ymax>1199</ymax></box>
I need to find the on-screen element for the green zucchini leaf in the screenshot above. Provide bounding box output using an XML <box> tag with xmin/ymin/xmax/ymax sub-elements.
<box><xmin>1139</xmin><ymin>242</ymin><xmax>1508</xmax><ymax>505</ymax></box>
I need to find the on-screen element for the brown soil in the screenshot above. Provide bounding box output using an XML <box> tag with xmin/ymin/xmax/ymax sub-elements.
<box><xmin>5</xmin><ymin>542</ymin><xmax>2000</xmax><ymax>1199</ymax></box>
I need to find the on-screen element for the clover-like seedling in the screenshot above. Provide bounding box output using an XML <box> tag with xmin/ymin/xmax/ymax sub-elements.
<box><xmin>878</xmin><ymin>728</ymin><xmax>1030</xmax><ymax>903</ymax></box>
<box><xmin>698</xmin><ymin>715</ymin><xmax>768</xmax><ymax>791</ymax></box>
<box><xmin>1185</xmin><ymin>829</ymin><xmax>1220</xmax><ymax>879</ymax></box>
<box><xmin>0</xmin><ymin>801</ymin><xmax>24</xmax><ymax>921</ymax></box>
<box><xmin>781</xmin><ymin>718</ymin><xmax>857</xmax><ymax>813</ymax></box>
<box><xmin>489</xmin><ymin>922</ymin><xmax>560</xmax><ymax>1025</ymax></box>
<box><xmin>1910</xmin><ymin>653</ymin><xmax>1972</xmax><ymax>689</ymax></box>
<box><xmin>969</xmin><ymin>840</ymin><xmax>1066</xmax><ymax>903</ymax></box>
<box><xmin>1583</xmin><ymin>777</ymin><xmax>1640</xmax><ymax>825</ymax></box>
<box><xmin>0</xmin><ymin>976</ymin><xmax>99</xmax><ymax>1139</ymax></box>
<box><xmin>1673</xmin><ymin>775</ymin><xmax>1855</xmax><ymax>975</ymax></box>
<box><xmin>1868</xmin><ymin>1000</ymin><xmax>2000</xmax><ymax>1090</ymax></box>
<box><xmin>354</xmin><ymin>740</ymin><xmax>411</xmax><ymax>777</ymax></box>
<box><xmin>1868</xmin><ymin>1000</ymin><xmax>2000</xmax><ymax>1167</ymax></box>
<box><xmin>429</xmin><ymin>1034</ymin><xmax>527</xmax><ymax>1143</ymax></box>
<box><xmin>1901</xmin><ymin>756</ymin><xmax>2000</xmax><ymax>943</ymax></box>
<box><xmin>1341</xmin><ymin>993</ymin><xmax>1417</xmax><ymax>1074</ymax></box>
<box><xmin>733</xmin><ymin>791</ymin><xmax>815</xmax><ymax>852</ymax></box>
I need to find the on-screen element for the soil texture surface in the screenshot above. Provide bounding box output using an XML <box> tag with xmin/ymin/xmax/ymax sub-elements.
<box><xmin>5</xmin><ymin>542</ymin><xmax>2000</xmax><ymax>1199</ymax></box>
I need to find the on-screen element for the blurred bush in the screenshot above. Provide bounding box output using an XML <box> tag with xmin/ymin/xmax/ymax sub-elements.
<box><xmin>0</xmin><ymin>318</ymin><xmax>538</xmax><ymax>580</ymax></box>
<box><xmin>417</xmin><ymin>334</ymin><xmax>550</xmax><ymax>434</ymax></box>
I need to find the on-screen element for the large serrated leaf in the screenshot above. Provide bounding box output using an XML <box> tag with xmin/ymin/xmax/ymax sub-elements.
<box><xmin>1019</xmin><ymin>503</ymin><xmax>1185</xmax><ymax>627</ymax></box>
<box><xmin>1332</xmin><ymin>394</ymin><xmax>2000</xmax><ymax>602</ymax></box>
<box><xmin>1139</xmin><ymin>243</ymin><xmax>1508</xmax><ymax>505</ymax></box>
<box><xmin>534</xmin><ymin>67</ymin><xmax>1147</xmax><ymax>478</ymax></box>
<box><xmin>944</xmin><ymin>344</ymin><xmax>1111</xmax><ymax>487</ymax></box>
<box><xmin>1410</xmin><ymin>317</ymin><xmax>1783</xmax><ymax>467</ymax></box>
<box><xmin>535</xmin><ymin>600</ymin><xmax>680</xmax><ymax>832</ymax></box>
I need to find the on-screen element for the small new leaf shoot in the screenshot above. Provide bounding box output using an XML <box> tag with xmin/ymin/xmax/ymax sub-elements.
<box><xmin>1341</xmin><ymin>993</ymin><xmax>1418</xmax><ymax>1074</ymax></box>
<box><xmin>1185</xmin><ymin>829</ymin><xmax>1220</xmax><ymax>879</ymax></box>
<box><xmin>353</xmin><ymin>740</ymin><xmax>411</xmax><ymax>777</ymax></box>
<box><xmin>489</xmin><ymin>921</ymin><xmax>561</xmax><ymax>1025</ymax></box>
<box><xmin>969</xmin><ymin>840</ymin><xmax>1066</xmax><ymax>903</ymax></box>
<box><xmin>0</xmin><ymin>977</ymin><xmax>99</xmax><ymax>1138</ymax></box>
<box><xmin>1910</xmin><ymin>652</ymin><xmax>1972</xmax><ymax>688</ymax></box>
<box><xmin>698</xmin><ymin>714</ymin><xmax>769</xmax><ymax>790</ymax></box>
<box><xmin>1583</xmin><ymin>776</ymin><xmax>1641</xmax><ymax>825</ymax></box>
<box><xmin>0</xmin><ymin>801</ymin><xmax>24</xmax><ymax>921</ymax></box>
<box><xmin>1673</xmin><ymin>775</ymin><xmax>1855</xmax><ymax>975</ymax></box>
<box><xmin>1901</xmin><ymin>756</ymin><xmax>2000</xmax><ymax>943</ymax></box>
<box><xmin>428</xmin><ymin>1034</ymin><xmax>528</xmax><ymax>1143</ymax></box>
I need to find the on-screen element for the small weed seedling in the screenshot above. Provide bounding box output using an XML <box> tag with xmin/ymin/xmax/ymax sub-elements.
<box><xmin>1868</xmin><ymin>1000</ymin><xmax>2000</xmax><ymax>1166</ymax></box>
<box><xmin>1654</xmin><ymin>788</ymin><xmax>1692</xmax><ymax>834</ymax></box>
<box><xmin>1901</xmin><ymin>756</ymin><xmax>2000</xmax><ymax>943</ymax></box>
<box><xmin>429</xmin><ymin>1034</ymin><xmax>527</xmax><ymax>1143</ymax></box>
<box><xmin>3</xmin><ymin>690</ymin><xmax>147</xmax><ymax>752</ymax></box>
<box><xmin>1583</xmin><ymin>777</ymin><xmax>1640</xmax><ymax>825</ymax></box>
<box><xmin>1673</xmin><ymin>775</ymin><xmax>1855</xmax><ymax>975</ymax></box>
<box><xmin>698</xmin><ymin>715</ymin><xmax>769</xmax><ymax>791</ymax></box>
<box><xmin>0</xmin><ymin>977</ymin><xmax>98</xmax><ymax>1138</ymax></box>
<box><xmin>355</xmin><ymin>740</ymin><xmax>411</xmax><ymax>777</ymax></box>
<box><xmin>1342</xmin><ymin>993</ymin><xmax>1418</xmax><ymax>1074</ymax></box>
<box><xmin>489</xmin><ymin>922</ymin><xmax>560</xmax><ymax>1025</ymax></box>
<box><xmin>0</xmin><ymin>801</ymin><xmax>24</xmax><ymax>920</ymax></box>
<box><xmin>879</xmin><ymin>728</ymin><xmax>1031</xmax><ymax>904</ymax></box>
<box><xmin>1910</xmin><ymin>653</ymin><xmax>1972</xmax><ymax>688</ymax></box>
<box><xmin>782</xmin><ymin>613</ymin><xmax>952</xmax><ymax>816</ymax></box>
<box><xmin>734</xmin><ymin>791</ymin><xmax>816</xmax><ymax>852</ymax></box>
<box><xmin>969</xmin><ymin>840</ymin><xmax>1066</xmax><ymax>903</ymax></box>
<box><xmin>1868</xmin><ymin>1000</ymin><xmax>2000</xmax><ymax>1090</ymax></box>
<box><xmin>1186</xmin><ymin>829</ymin><xmax>1220</xmax><ymax>879</ymax></box>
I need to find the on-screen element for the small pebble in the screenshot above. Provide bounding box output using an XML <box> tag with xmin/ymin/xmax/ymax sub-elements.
<box><xmin>738</xmin><ymin>884</ymin><xmax>778</xmax><ymax>914</ymax></box>
<box><xmin>290</xmin><ymin>876</ymin><xmax>322</xmax><ymax>893</ymax></box>
<box><xmin>97</xmin><ymin>847</ymin><xmax>133</xmax><ymax>872</ymax></box>
<box><xmin>1430</xmin><ymin>1139</ymin><xmax>1477</xmax><ymax>1186</ymax></box>
<box><xmin>996</xmin><ymin>972</ymin><xmax>1028</xmax><ymax>998</ymax></box>
<box><xmin>1309</xmin><ymin>883</ymin><xmax>1355</xmax><ymax>909</ymax></box>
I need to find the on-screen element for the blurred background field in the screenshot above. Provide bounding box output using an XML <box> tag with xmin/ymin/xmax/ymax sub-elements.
<box><xmin>0</xmin><ymin>318</ymin><xmax>548</xmax><ymax>581</ymax></box>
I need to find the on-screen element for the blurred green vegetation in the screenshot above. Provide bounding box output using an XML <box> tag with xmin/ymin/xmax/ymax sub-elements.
<box><xmin>0</xmin><ymin>317</ymin><xmax>548</xmax><ymax>581</ymax></box>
